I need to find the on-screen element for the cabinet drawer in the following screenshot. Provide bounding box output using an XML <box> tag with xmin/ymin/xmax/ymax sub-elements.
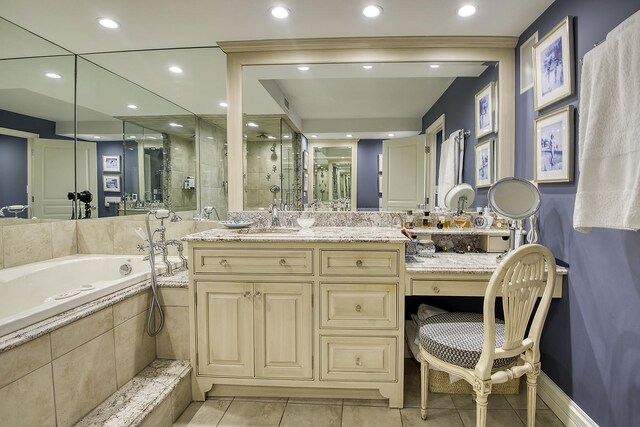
<box><xmin>320</xmin><ymin>283</ymin><xmax>397</xmax><ymax>329</ymax></box>
<box><xmin>320</xmin><ymin>250</ymin><xmax>398</xmax><ymax>277</ymax></box>
<box><xmin>193</xmin><ymin>248</ymin><xmax>313</xmax><ymax>275</ymax></box>
<box><xmin>412</xmin><ymin>279</ymin><xmax>488</xmax><ymax>296</ymax></box>
<box><xmin>320</xmin><ymin>336</ymin><xmax>397</xmax><ymax>382</ymax></box>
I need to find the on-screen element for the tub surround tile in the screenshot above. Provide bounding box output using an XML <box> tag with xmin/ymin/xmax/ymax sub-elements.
<box><xmin>113</xmin><ymin>220</ymin><xmax>147</xmax><ymax>255</ymax></box>
<box><xmin>0</xmin><ymin>334</ymin><xmax>50</xmax><ymax>389</ymax></box>
<box><xmin>114</xmin><ymin>311</ymin><xmax>157</xmax><ymax>388</ymax></box>
<box><xmin>0</xmin><ymin>364</ymin><xmax>56</xmax><ymax>427</ymax></box>
<box><xmin>3</xmin><ymin>222</ymin><xmax>53</xmax><ymax>268</ymax></box>
<box><xmin>77</xmin><ymin>360</ymin><xmax>191</xmax><ymax>427</ymax></box>
<box><xmin>53</xmin><ymin>331</ymin><xmax>118</xmax><ymax>427</ymax></box>
<box><xmin>156</xmin><ymin>306</ymin><xmax>190</xmax><ymax>359</ymax></box>
<box><xmin>113</xmin><ymin>289</ymin><xmax>151</xmax><ymax>326</ymax></box>
<box><xmin>51</xmin><ymin>307</ymin><xmax>113</xmax><ymax>359</ymax></box>
<box><xmin>158</xmin><ymin>286</ymin><xmax>189</xmax><ymax>306</ymax></box>
<box><xmin>171</xmin><ymin>374</ymin><xmax>193</xmax><ymax>421</ymax></box>
<box><xmin>77</xmin><ymin>219</ymin><xmax>115</xmax><ymax>254</ymax></box>
<box><xmin>51</xmin><ymin>220</ymin><xmax>77</xmax><ymax>258</ymax></box>
<box><xmin>140</xmin><ymin>397</ymin><xmax>172</xmax><ymax>427</ymax></box>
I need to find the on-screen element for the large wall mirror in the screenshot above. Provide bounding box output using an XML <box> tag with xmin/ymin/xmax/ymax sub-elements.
<box><xmin>222</xmin><ymin>37</ymin><xmax>516</xmax><ymax>212</ymax></box>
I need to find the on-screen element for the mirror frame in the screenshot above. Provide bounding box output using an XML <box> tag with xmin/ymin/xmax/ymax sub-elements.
<box><xmin>220</xmin><ymin>36</ymin><xmax>518</xmax><ymax>211</ymax></box>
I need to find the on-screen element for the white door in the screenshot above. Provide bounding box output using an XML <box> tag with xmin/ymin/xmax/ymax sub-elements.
<box><xmin>382</xmin><ymin>134</ymin><xmax>427</xmax><ymax>211</ymax></box>
<box><xmin>32</xmin><ymin>139</ymin><xmax>97</xmax><ymax>219</ymax></box>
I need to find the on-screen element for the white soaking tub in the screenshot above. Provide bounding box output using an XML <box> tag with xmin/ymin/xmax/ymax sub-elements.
<box><xmin>0</xmin><ymin>254</ymin><xmax>167</xmax><ymax>337</ymax></box>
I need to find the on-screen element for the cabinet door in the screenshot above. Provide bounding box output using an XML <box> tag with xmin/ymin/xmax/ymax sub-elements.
<box><xmin>196</xmin><ymin>282</ymin><xmax>254</xmax><ymax>377</ymax></box>
<box><xmin>254</xmin><ymin>283</ymin><xmax>313</xmax><ymax>379</ymax></box>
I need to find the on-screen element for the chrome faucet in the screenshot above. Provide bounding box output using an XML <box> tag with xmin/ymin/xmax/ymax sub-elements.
<box><xmin>138</xmin><ymin>209</ymin><xmax>182</xmax><ymax>276</ymax></box>
<box><xmin>0</xmin><ymin>204</ymin><xmax>32</xmax><ymax>218</ymax></box>
<box><xmin>197</xmin><ymin>206</ymin><xmax>220</xmax><ymax>221</ymax></box>
<box><xmin>166</xmin><ymin>239</ymin><xmax>188</xmax><ymax>270</ymax></box>
<box><xmin>269</xmin><ymin>200</ymin><xmax>281</xmax><ymax>228</ymax></box>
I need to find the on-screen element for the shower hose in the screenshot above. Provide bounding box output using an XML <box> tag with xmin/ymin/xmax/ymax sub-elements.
<box><xmin>145</xmin><ymin>211</ymin><xmax>165</xmax><ymax>336</ymax></box>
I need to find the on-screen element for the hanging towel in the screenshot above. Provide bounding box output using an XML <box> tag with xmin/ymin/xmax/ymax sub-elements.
<box><xmin>437</xmin><ymin>130</ymin><xmax>465</xmax><ymax>207</ymax></box>
<box><xmin>573</xmin><ymin>10</ymin><xmax>640</xmax><ymax>232</ymax></box>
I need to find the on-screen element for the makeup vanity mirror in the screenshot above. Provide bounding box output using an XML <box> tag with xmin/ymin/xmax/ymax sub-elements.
<box><xmin>228</xmin><ymin>38</ymin><xmax>516</xmax><ymax>212</ymax></box>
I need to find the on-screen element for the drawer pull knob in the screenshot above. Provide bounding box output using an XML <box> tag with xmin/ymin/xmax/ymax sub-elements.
<box><xmin>355</xmin><ymin>357</ymin><xmax>362</xmax><ymax>366</ymax></box>
<box><xmin>254</xmin><ymin>291</ymin><xmax>262</xmax><ymax>298</ymax></box>
<box><xmin>355</xmin><ymin>259</ymin><xmax>363</xmax><ymax>267</ymax></box>
<box><xmin>219</xmin><ymin>259</ymin><xmax>229</xmax><ymax>266</ymax></box>
<box><xmin>242</xmin><ymin>291</ymin><xmax>252</xmax><ymax>298</ymax></box>
<box><xmin>279</xmin><ymin>258</ymin><xmax>287</xmax><ymax>266</ymax></box>
<box><xmin>433</xmin><ymin>286</ymin><xmax>440</xmax><ymax>294</ymax></box>
<box><xmin>355</xmin><ymin>304</ymin><xmax>362</xmax><ymax>312</ymax></box>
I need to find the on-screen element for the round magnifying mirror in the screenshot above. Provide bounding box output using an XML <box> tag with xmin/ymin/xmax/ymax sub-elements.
<box><xmin>488</xmin><ymin>177</ymin><xmax>541</xmax><ymax>220</ymax></box>
<box><xmin>444</xmin><ymin>183</ymin><xmax>475</xmax><ymax>212</ymax></box>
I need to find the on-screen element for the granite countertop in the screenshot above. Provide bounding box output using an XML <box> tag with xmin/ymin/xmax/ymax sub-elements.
<box><xmin>182</xmin><ymin>226</ymin><xmax>409</xmax><ymax>243</ymax></box>
<box><xmin>406</xmin><ymin>252</ymin><xmax>569</xmax><ymax>275</ymax></box>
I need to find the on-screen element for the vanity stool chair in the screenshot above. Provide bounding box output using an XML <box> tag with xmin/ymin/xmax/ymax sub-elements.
<box><xmin>418</xmin><ymin>244</ymin><xmax>556</xmax><ymax>427</ymax></box>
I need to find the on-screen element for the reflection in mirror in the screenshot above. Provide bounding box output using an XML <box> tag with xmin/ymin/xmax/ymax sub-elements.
<box><xmin>242</xmin><ymin>61</ymin><xmax>498</xmax><ymax>211</ymax></box>
<box><xmin>74</xmin><ymin>56</ymin><xmax>197</xmax><ymax>217</ymax></box>
<box><xmin>311</xmin><ymin>144</ymin><xmax>354</xmax><ymax>210</ymax></box>
<box><xmin>0</xmin><ymin>17</ymin><xmax>75</xmax><ymax>221</ymax></box>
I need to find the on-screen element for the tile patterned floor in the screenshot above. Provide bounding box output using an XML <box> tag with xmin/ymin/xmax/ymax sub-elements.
<box><xmin>173</xmin><ymin>359</ymin><xmax>565</xmax><ymax>427</ymax></box>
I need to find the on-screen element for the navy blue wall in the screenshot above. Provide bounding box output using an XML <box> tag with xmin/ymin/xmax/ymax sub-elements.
<box><xmin>515</xmin><ymin>2</ymin><xmax>640</xmax><ymax>426</ymax></box>
<box><xmin>96</xmin><ymin>141</ymin><xmax>124</xmax><ymax>217</ymax></box>
<box><xmin>422</xmin><ymin>67</ymin><xmax>498</xmax><ymax>208</ymax></box>
<box><xmin>0</xmin><ymin>134</ymin><xmax>28</xmax><ymax>217</ymax></box>
<box><xmin>0</xmin><ymin>109</ymin><xmax>72</xmax><ymax>141</ymax></box>
<box><xmin>356</xmin><ymin>139</ymin><xmax>383</xmax><ymax>210</ymax></box>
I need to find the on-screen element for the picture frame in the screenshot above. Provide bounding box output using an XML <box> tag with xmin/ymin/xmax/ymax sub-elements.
<box><xmin>474</xmin><ymin>139</ymin><xmax>494</xmax><ymax>188</ymax></box>
<box><xmin>102</xmin><ymin>155</ymin><xmax>121</xmax><ymax>173</ymax></box>
<box><xmin>534</xmin><ymin>105</ymin><xmax>574</xmax><ymax>183</ymax></box>
<box><xmin>533</xmin><ymin>17</ymin><xmax>574</xmax><ymax>111</ymax></box>
<box><xmin>475</xmin><ymin>82</ymin><xmax>495</xmax><ymax>138</ymax></box>
<box><xmin>520</xmin><ymin>31</ymin><xmax>538</xmax><ymax>94</ymax></box>
<box><xmin>377</xmin><ymin>154</ymin><xmax>383</xmax><ymax>172</ymax></box>
<box><xmin>103</xmin><ymin>175</ymin><xmax>121</xmax><ymax>192</ymax></box>
<box><xmin>303</xmin><ymin>171</ymin><xmax>309</xmax><ymax>192</ymax></box>
<box><xmin>302</xmin><ymin>150</ymin><xmax>309</xmax><ymax>170</ymax></box>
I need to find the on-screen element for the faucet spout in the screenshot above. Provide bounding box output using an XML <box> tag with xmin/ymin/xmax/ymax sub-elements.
<box><xmin>269</xmin><ymin>200</ymin><xmax>281</xmax><ymax>228</ymax></box>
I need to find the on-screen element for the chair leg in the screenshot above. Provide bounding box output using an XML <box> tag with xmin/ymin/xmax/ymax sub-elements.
<box><xmin>420</xmin><ymin>359</ymin><xmax>429</xmax><ymax>420</ymax></box>
<box><xmin>526</xmin><ymin>371</ymin><xmax>539</xmax><ymax>427</ymax></box>
<box><xmin>475</xmin><ymin>392</ymin><xmax>489</xmax><ymax>427</ymax></box>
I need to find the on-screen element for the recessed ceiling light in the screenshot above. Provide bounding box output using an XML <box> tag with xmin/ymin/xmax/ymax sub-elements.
<box><xmin>207</xmin><ymin>136</ymin><xmax>214</xmax><ymax>140</ymax></box>
<box><xmin>219</xmin><ymin>102</ymin><xmax>228</xmax><ymax>107</ymax></box>
<box><xmin>346</xmin><ymin>134</ymin><xmax>353</xmax><ymax>138</ymax></box>
<box><xmin>128</xmin><ymin>135</ymin><xmax>137</xmax><ymax>139</ymax></box>
<box><xmin>93</xmin><ymin>136</ymin><xmax>101</xmax><ymax>139</ymax></box>
<box><xmin>169</xmin><ymin>122</ymin><xmax>183</xmax><ymax>127</ymax></box>
<box><xmin>148</xmin><ymin>136</ymin><xmax>156</xmax><ymax>140</ymax></box>
<box><xmin>297</xmin><ymin>66</ymin><xmax>310</xmax><ymax>71</ymax></box>
<box><xmin>243</xmin><ymin>134</ymin><xmax>248</xmax><ymax>138</ymax></box>
<box><xmin>247</xmin><ymin>122</ymin><xmax>258</xmax><ymax>127</ymax></box>
<box><xmin>45</xmin><ymin>72</ymin><xmax>61</xmax><ymax>79</ymax></box>
<box><xmin>388</xmin><ymin>133</ymin><xmax>395</xmax><ymax>137</ymax></box>
<box><xmin>97</xmin><ymin>18</ymin><xmax>119</xmax><ymax>29</ymax></box>
<box><xmin>127</xmin><ymin>104</ymin><xmax>138</xmax><ymax>109</ymax></box>
<box><xmin>271</xmin><ymin>6</ymin><xmax>290</xmax><ymax>19</ymax></box>
<box><xmin>267</xmin><ymin>135</ymin><xmax>276</xmax><ymax>140</ymax></box>
<box><xmin>362</xmin><ymin>65</ymin><xmax>373</xmax><ymax>69</ymax></box>
<box><xmin>363</xmin><ymin>5</ymin><xmax>383</xmax><ymax>18</ymax></box>
<box><xmin>430</xmin><ymin>64</ymin><xmax>440</xmax><ymax>69</ymax></box>
<box><xmin>283</xmin><ymin>135</ymin><xmax>290</xmax><ymax>139</ymax></box>
<box><xmin>458</xmin><ymin>5</ymin><xmax>476</xmax><ymax>17</ymax></box>
<box><xmin>311</xmin><ymin>135</ymin><xmax>318</xmax><ymax>138</ymax></box>
<box><xmin>168</xmin><ymin>66</ymin><xmax>183</xmax><ymax>74</ymax></box>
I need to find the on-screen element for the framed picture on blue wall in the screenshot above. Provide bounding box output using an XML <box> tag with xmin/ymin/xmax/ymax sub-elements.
<box><xmin>474</xmin><ymin>138</ymin><xmax>494</xmax><ymax>188</ymax></box>
<box><xmin>103</xmin><ymin>175</ymin><xmax>121</xmax><ymax>192</ymax></box>
<box><xmin>475</xmin><ymin>82</ymin><xmax>495</xmax><ymax>138</ymax></box>
<box><xmin>102</xmin><ymin>155</ymin><xmax>121</xmax><ymax>173</ymax></box>
<box><xmin>533</xmin><ymin>17</ymin><xmax>574</xmax><ymax>111</ymax></box>
<box><xmin>534</xmin><ymin>105</ymin><xmax>574</xmax><ymax>183</ymax></box>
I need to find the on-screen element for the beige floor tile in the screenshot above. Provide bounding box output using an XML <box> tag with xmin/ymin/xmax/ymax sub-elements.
<box><xmin>279</xmin><ymin>403</ymin><xmax>341</xmax><ymax>427</ymax></box>
<box><xmin>173</xmin><ymin>400</ymin><xmax>231</xmax><ymax>426</ymax></box>
<box><xmin>516</xmin><ymin>409</ymin><xmax>565</xmax><ymax>427</ymax></box>
<box><xmin>217</xmin><ymin>400</ymin><xmax>286</xmax><ymax>427</ymax></box>
<box><xmin>505</xmin><ymin>391</ymin><xmax>549</xmax><ymax>410</ymax></box>
<box><xmin>341</xmin><ymin>405</ymin><xmax>402</xmax><ymax>427</ymax></box>
<box><xmin>401</xmin><ymin>408</ymin><xmax>464</xmax><ymax>427</ymax></box>
<box><xmin>458</xmin><ymin>409</ymin><xmax>525</xmax><ymax>427</ymax></box>
<box><xmin>233</xmin><ymin>396</ymin><xmax>289</xmax><ymax>403</ymax></box>
<box><xmin>156</xmin><ymin>306</ymin><xmax>190</xmax><ymax>359</ymax></box>
<box><xmin>51</xmin><ymin>307</ymin><xmax>113</xmax><ymax>359</ymax></box>
<box><xmin>452</xmin><ymin>393</ymin><xmax>512</xmax><ymax>410</ymax></box>
<box><xmin>53</xmin><ymin>331</ymin><xmax>117</xmax><ymax>427</ymax></box>
<box><xmin>0</xmin><ymin>364</ymin><xmax>56</xmax><ymax>427</ymax></box>
<box><xmin>404</xmin><ymin>371</ymin><xmax>456</xmax><ymax>409</ymax></box>
<box><xmin>343</xmin><ymin>398</ymin><xmax>388</xmax><ymax>407</ymax></box>
<box><xmin>0</xmin><ymin>334</ymin><xmax>51</xmax><ymax>389</ymax></box>
<box><xmin>287</xmin><ymin>397</ymin><xmax>343</xmax><ymax>405</ymax></box>
<box><xmin>114</xmin><ymin>311</ymin><xmax>156</xmax><ymax>387</ymax></box>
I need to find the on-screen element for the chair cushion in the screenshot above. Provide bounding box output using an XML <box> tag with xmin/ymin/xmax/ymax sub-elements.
<box><xmin>418</xmin><ymin>312</ymin><xmax>517</xmax><ymax>369</ymax></box>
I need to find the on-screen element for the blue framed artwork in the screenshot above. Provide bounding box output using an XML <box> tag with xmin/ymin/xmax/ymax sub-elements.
<box><xmin>534</xmin><ymin>105</ymin><xmax>574</xmax><ymax>183</ymax></box>
<box><xmin>475</xmin><ymin>82</ymin><xmax>495</xmax><ymax>138</ymax></box>
<box><xmin>474</xmin><ymin>138</ymin><xmax>494</xmax><ymax>188</ymax></box>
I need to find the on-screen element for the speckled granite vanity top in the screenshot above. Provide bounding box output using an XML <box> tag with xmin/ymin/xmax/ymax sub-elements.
<box><xmin>182</xmin><ymin>226</ymin><xmax>409</xmax><ymax>243</ymax></box>
<box><xmin>406</xmin><ymin>252</ymin><xmax>568</xmax><ymax>275</ymax></box>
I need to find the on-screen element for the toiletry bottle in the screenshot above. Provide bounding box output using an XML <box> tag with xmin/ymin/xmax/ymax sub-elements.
<box><xmin>443</xmin><ymin>213</ymin><xmax>451</xmax><ymax>229</ymax></box>
<box><xmin>422</xmin><ymin>211</ymin><xmax>430</xmax><ymax>227</ymax></box>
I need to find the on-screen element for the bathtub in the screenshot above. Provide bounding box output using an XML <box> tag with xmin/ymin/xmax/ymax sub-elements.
<box><xmin>0</xmin><ymin>254</ymin><xmax>170</xmax><ymax>338</ymax></box>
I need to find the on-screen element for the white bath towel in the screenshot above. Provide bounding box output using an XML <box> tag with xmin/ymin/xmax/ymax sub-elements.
<box><xmin>573</xmin><ymin>10</ymin><xmax>640</xmax><ymax>232</ymax></box>
<box><xmin>437</xmin><ymin>130</ymin><xmax>465</xmax><ymax>207</ymax></box>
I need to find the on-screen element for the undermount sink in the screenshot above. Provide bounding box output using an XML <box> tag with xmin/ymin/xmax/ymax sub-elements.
<box><xmin>237</xmin><ymin>227</ymin><xmax>300</xmax><ymax>234</ymax></box>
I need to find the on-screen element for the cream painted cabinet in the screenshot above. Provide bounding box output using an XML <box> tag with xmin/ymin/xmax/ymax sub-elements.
<box><xmin>196</xmin><ymin>281</ymin><xmax>312</xmax><ymax>379</ymax></box>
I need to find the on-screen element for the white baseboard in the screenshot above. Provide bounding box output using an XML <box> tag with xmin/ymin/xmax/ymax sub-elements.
<box><xmin>537</xmin><ymin>371</ymin><xmax>599</xmax><ymax>427</ymax></box>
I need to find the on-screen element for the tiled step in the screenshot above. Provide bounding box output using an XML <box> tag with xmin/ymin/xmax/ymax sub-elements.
<box><xmin>77</xmin><ymin>359</ymin><xmax>192</xmax><ymax>427</ymax></box>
